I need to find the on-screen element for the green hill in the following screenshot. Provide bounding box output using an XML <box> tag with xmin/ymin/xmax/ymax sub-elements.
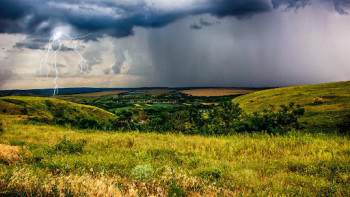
<box><xmin>0</xmin><ymin>96</ymin><xmax>118</xmax><ymax>130</ymax></box>
<box><xmin>232</xmin><ymin>81</ymin><xmax>350</xmax><ymax>133</ymax></box>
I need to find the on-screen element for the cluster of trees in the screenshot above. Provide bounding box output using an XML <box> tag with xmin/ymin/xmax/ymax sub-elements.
<box><xmin>44</xmin><ymin>98</ymin><xmax>305</xmax><ymax>135</ymax></box>
<box><xmin>132</xmin><ymin>101</ymin><xmax>305</xmax><ymax>135</ymax></box>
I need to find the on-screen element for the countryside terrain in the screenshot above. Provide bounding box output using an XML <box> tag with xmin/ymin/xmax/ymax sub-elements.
<box><xmin>0</xmin><ymin>82</ymin><xmax>349</xmax><ymax>196</ymax></box>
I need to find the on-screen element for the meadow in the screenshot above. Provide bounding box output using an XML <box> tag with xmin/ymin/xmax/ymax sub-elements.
<box><xmin>0</xmin><ymin>81</ymin><xmax>349</xmax><ymax>196</ymax></box>
<box><xmin>1</xmin><ymin>115</ymin><xmax>349</xmax><ymax>196</ymax></box>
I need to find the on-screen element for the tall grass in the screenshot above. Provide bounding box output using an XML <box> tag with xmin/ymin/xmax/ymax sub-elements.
<box><xmin>1</xmin><ymin>115</ymin><xmax>349</xmax><ymax>196</ymax></box>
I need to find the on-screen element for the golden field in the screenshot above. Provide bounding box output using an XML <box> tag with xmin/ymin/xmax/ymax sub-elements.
<box><xmin>180</xmin><ymin>88</ymin><xmax>255</xmax><ymax>97</ymax></box>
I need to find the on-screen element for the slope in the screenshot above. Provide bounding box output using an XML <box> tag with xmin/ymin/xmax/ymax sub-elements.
<box><xmin>232</xmin><ymin>81</ymin><xmax>350</xmax><ymax>133</ymax></box>
<box><xmin>0</xmin><ymin>96</ymin><xmax>118</xmax><ymax>130</ymax></box>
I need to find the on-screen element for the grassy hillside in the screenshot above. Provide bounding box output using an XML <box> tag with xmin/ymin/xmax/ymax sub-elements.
<box><xmin>0</xmin><ymin>116</ymin><xmax>349</xmax><ymax>196</ymax></box>
<box><xmin>0</xmin><ymin>96</ymin><xmax>118</xmax><ymax>129</ymax></box>
<box><xmin>232</xmin><ymin>81</ymin><xmax>350</xmax><ymax>133</ymax></box>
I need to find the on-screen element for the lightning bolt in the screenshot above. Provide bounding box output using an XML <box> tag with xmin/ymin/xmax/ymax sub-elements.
<box><xmin>40</xmin><ymin>31</ymin><xmax>92</xmax><ymax>96</ymax></box>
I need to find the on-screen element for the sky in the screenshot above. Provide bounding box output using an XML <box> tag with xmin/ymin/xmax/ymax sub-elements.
<box><xmin>0</xmin><ymin>0</ymin><xmax>350</xmax><ymax>90</ymax></box>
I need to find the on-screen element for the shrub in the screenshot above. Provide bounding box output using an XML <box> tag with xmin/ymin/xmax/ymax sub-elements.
<box><xmin>196</xmin><ymin>168</ymin><xmax>222</xmax><ymax>181</ymax></box>
<box><xmin>168</xmin><ymin>185</ymin><xmax>186</xmax><ymax>197</ymax></box>
<box><xmin>76</xmin><ymin>117</ymin><xmax>101</xmax><ymax>130</ymax></box>
<box><xmin>131</xmin><ymin>164</ymin><xmax>154</xmax><ymax>180</ymax></box>
<box><xmin>54</xmin><ymin>136</ymin><xmax>86</xmax><ymax>154</ymax></box>
<box><xmin>238</xmin><ymin>102</ymin><xmax>305</xmax><ymax>134</ymax></box>
<box><xmin>205</xmin><ymin>101</ymin><xmax>243</xmax><ymax>135</ymax></box>
<box><xmin>312</xmin><ymin>97</ymin><xmax>324</xmax><ymax>105</ymax></box>
<box><xmin>20</xmin><ymin>106</ymin><xmax>28</xmax><ymax>115</ymax></box>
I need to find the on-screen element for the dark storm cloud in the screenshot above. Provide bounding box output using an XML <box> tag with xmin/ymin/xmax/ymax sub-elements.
<box><xmin>0</xmin><ymin>0</ymin><xmax>30</xmax><ymax>20</ymax></box>
<box><xmin>332</xmin><ymin>0</ymin><xmax>350</xmax><ymax>14</ymax></box>
<box><xmin>1</xmin><ymin>0</ymin><xmax>349</xmax><ymax>46</ymax></box>
<box><xmin>209</xmin><ymin>0</ymin><xmax>271</xmax><ymax>17</ymax></box>
<box><xmin>271</xmin><ymin>0</ymin><xmax>311</xmax><ymax>10</ymax></box>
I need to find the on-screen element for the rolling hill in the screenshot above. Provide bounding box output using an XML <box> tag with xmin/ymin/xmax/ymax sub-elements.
<box><xmin>0</xmin><ymin>96</ymin><xmax>118</xmax><ymax>130</ymax></box>
<box><xmin>232</xmin><ymin>81</ymin><xmax>350</xmax><ymax>133</ymax></box>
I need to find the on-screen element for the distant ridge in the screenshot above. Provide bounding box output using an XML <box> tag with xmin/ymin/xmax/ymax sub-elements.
<box><xmin>0</xmin><ymin>87</ymin><xmax>267</xmax><ymax>97</ymax></box>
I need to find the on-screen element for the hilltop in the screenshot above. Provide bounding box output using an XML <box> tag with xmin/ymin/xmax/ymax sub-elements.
<box><xmin>232</xmin><ymin>81</ymin><xmax>350</xmax><ymax>133</ymax></box>
<box><xmin>0</xmin><ymin>96</ymin><xmax>118</xmax><ymax>130</ymax></box>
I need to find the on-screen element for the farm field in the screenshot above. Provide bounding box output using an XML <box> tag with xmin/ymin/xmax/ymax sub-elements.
<box><xmin>131</xmin><ymin>89</ymin><xmax>174</xmax><ymax>95</ymax></box>
<box><xmin>180</xmin><ymin>88</ymin><xmax>256</xmax><ymax>97</ymax></box>
<box><xmin>72</xmin><ymin>90</ymin><xmax>127</xmax><ymax>96</ymax></box>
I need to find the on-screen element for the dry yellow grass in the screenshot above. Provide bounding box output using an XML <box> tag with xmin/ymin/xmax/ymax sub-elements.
<box><xmin>201</xmin><ymin>103</ymin><xmax>219</xmax><ymax>106</ymax></box>
<box><xmin>134</xmin><ymin>104</ymin><xmax>141</xmax><ymax>107</ymax></box>
<box><xmin>5</xmin><ymin>166</ymin><xmax>231</xmax><ymax>197</ymax></box>
<box><xmin>72</xmin><ymin>90</ymin><xmax>126</xmax><ymax>96</ymax></box>
<box><xmin>181</xmin><ymin>88</ymin><xmax>255</xmax><ymax>97</ymax></box>
<box><xmin>0</xmin><ymin>144</ymin><xmax>21</xmax><ymax>164</ymax></box>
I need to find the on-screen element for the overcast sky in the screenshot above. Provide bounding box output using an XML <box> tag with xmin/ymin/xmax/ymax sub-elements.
<box><xmin>0</xmin><ymin>0</ymin><xmax>350</xmax><ymax>90</ymax></box>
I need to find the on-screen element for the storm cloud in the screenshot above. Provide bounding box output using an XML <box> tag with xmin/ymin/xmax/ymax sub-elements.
<box><xmin>0</xmin><ymin>0</ymin><xmax>349</xmax><ymax>41</ymax></box>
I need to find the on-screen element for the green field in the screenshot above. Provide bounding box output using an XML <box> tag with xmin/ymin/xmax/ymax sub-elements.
<box><xmin>0</xmin><ymin>81</ymin><xmax>349</xmax><ymax>196</ymax></box>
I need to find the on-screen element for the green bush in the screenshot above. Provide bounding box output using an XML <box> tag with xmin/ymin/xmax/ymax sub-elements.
<box><xmin>242</xmin><ymin>102</ymin><xmax>305</xmax><ymax>134</ymax></box>
<box><xmin>20</xmin><ymin>106</ymin><xmax>28</xmax><ymax>115</ymax></box>
<box><xmin>131</xmin><ymin>164</ymin><xmax>154</xmax><ymax>180</ymax></box>
<box><xmin>54</xmin><ymin>136</ymin><xmax>86</xmax><ymax>154</ymax></box>
<box><xmin>168</xmin><ymin>185</ymin><xmax>186</xmax><ymax>197</ymax></box>
<box><xmin>196</xmin><ymin>168</ymin><xmax>222</xmax><ymax>181</ymax></box>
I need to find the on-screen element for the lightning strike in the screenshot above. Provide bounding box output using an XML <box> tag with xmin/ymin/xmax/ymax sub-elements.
<box><xmin>40</xmin><ymin>31</ymin><xmax>92</xmax><ymax>96</ymax></box>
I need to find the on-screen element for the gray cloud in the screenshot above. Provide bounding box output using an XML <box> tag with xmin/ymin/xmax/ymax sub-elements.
<box><xmin>0</xmin><ymin>68</ymin><xmax>14</xmax><ymax>89</ymax></box>
<box><xmin>103</xmin><ymin>69</ymin><xmax>110</xmax><ymax>75</ymax></box>
<box><xmin>190</xmin><ymin>23</ymin><xmax>202</xmax><ymax>30</ymax></box>
<box><xmin>0</xmin><ymin>0</ymin><xmax>349</xmax><ymax>44</ymax></box>
<box><xmin>190</xmin><ymin>18</ymin><xmax>214</xmax><ymax>30</ymax></box>
<box><xmin>112</xmin><ymin>53</ymin><xmax>126</xmax><ymax>74</ymax></box>
<box><xmin>144</xmin><ymin>11</ymin><xmax>350</xmax><ymax>87</ymax></box>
